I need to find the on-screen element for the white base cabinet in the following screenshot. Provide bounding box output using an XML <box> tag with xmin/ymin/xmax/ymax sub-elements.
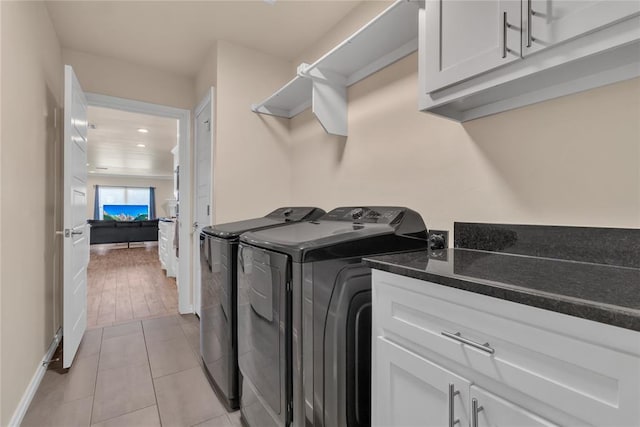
<box><xmin>375</xmin><ymin>337</ymin><xmax>471</xmax><ymax>427</ymax></box>
<box><xmin>371</xmin><ymin>270</ymin><xmax>640</xmax><ymax>427</ymax></box>
<box><xmin>470</xmin><ymin>385</ymin><xmax>558</xmax><ymax>427</ymax></box>
<box><xmin>158</xmin><ymin>220</ymin><xmax>177</xmax><ymax>278</ymax></box>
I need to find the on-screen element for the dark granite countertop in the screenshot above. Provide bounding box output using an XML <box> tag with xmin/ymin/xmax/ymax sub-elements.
<box><xmin>364</xmin><ymin>249</ymin><xmax>640</xmax><ymax>331</ymax></box>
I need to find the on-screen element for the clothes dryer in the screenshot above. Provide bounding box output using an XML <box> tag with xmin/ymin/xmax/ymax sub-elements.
<box><xmin>200</xmin><ymin>207</ymin><xmax>325</xmax><ymax>410</ymax></box>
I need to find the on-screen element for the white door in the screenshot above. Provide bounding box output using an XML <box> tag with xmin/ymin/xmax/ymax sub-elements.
<box><xmin>423</xmin><ymin>0</ymin><xmax>521</xmax><ymax>93</ymax></box>
<box><xmin>373</xmin><ymin>337</ymin><xmax>471</xmax><ymax>427</ymax></box>
<box><xmin>523</xmin><ymin>0</ymin><xmax>640</xmax><ymax>56</ymax></box>
<box><xmin>471</xmin><ymin>385</ymin><xmax>560</xmax><ymax>427</ymax></box>
<box><xmin>62</xmin><ymin>65</ymin><xmax>89</xmax><ymax>368</ymax></box>
<box><xmin>193</xmin><ymin>88</ymin><xmax>214</xmax><ymax>316</ymax></box>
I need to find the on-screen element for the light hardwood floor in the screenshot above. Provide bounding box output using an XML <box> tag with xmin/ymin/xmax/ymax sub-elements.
<box><xmin>87</xmin><ymin>243</ymin><xmax>178</xmax><ymax>329</ymax></box>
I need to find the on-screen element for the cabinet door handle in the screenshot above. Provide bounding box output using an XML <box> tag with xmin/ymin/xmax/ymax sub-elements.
<box><xmin>527</xmin><ymin>0</ymin><xmax>533</xmax><ymax>47</ymax></box>
<box><xmin>441</xmin><ymin>331</ymin><xmax>495</xmax><ymax>354</ymax></box>
<box><xmin>448</xmin><ymin>383</ymin><xmax>460</xmax><ymax>427</ymax></box>
<box><xmin>502</xmin><ymin>11</ymin><xmax>509</xmax><ymax>58</ymax></box>
<box><xmin>472</xmin><ymin>398</ymin><xmax>484</xmax><ymax>427</ymax></box>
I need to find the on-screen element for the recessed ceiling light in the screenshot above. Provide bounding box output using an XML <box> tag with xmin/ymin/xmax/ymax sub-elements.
<box><xmin>86</xmin><ymin>163</ymin><xmax>90</xmax><ymax>166</ymax></box>
<box><xmin>89</xmin><ymin>171</ymin><xmax>96</xmax><ymax>174</ymax></box>
<box><xmin>136</xmin><ymin>143</ymin><xmax>146</xmax><ymax>148</ymax></box>
<box><xmin>137</xmin><ymin>128</ymin><xmax>149</xmax><ymax>134</ymax></box>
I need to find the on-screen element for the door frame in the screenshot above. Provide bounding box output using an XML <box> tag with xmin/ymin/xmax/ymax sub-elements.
<box><xmin>86</xmin><ymin>93</ymin><xmax>193</xmax><ymax>314</ymax></box>
<box><xmin>194</xmin><ymin>88</ymin><xmax>215</xmax><ymax>225</ymax></box>
<box><xmin>192</xmin><ymin>87</ymin><xmax>215</xmax><ymax>316</ymax></box>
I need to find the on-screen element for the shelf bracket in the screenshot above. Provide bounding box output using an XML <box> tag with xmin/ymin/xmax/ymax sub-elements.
<box><xmin>312</xmin><ymin>80</ymin><xmax>347</xmax><ymax>137</ymax></box>
<box><xmin>250</xmin><ymin>0</ymin><xmax>421</xmax><ymax>136</ymax></box>
<box><xmin>297</xmin><ymin>63</ymin><xmax>348</xmax><ymax>87</ymax></box>
<box><xmin>298</xmin><ymin>65</ymin><xmax>348</xmax><ymax>137</ymax></box>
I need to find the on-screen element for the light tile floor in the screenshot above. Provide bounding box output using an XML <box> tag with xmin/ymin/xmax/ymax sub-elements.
<box><xmin>23</xmin><ymin>314</ymin><xmax>241</xmax><ymax>427</ymax></box>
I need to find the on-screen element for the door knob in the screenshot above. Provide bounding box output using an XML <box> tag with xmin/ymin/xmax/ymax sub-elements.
<box><xmin>57</xmin><ymin>229</ymin><xmax>83</xmax><ymax>238</ymax></box>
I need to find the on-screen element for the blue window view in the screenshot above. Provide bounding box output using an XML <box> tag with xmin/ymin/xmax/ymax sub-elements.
<box><xmin>103</xmin><ymin>205</ymin><xmax>149</xmax><ymax>221</ymax></box>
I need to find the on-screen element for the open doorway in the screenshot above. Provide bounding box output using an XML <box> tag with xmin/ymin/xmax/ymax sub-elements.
<box><xmin>84</xmin><ymin>94</ymin><xmax>192</xmax><ymax>327</ymax></box>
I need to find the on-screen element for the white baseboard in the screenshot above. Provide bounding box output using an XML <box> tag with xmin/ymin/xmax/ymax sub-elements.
<box><xmin>8</xmin><ymin>328</ymin><xmax>62</xmax><ymax>427</ymax></box>
<box><xmin>179</xmin><ymin>304</ymin><xmax>194</xmax><ymax>315</ymax></box>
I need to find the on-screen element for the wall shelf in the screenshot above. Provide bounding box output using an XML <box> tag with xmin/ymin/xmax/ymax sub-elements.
<box><xmin>251</xmin><ymin>75</ymin><xmax>312</xmax><ymax>118</ymax></box>
<box><xmin>251</xmin><ymin>0</ymin><xmax>421</xmax><ymax>136</ymax></box>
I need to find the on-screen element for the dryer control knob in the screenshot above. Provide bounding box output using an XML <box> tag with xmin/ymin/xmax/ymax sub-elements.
<box><xmin>350</xmin><ymin>208</ymin><xmax>364</xmax><ymax>220</ymax></box>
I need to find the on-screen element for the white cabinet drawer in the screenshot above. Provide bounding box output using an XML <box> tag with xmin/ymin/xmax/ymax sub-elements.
<box><xmin>373</xmin><ymin>270</ymin><xmax>640</xmax><ymax>426</ymax></box>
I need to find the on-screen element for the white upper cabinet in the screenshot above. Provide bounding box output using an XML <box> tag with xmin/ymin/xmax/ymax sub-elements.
<box><xmin>423</xmin><ymin>0</ymin><xmax>521</xmax><ymax>92</ymax></box>
<box><xmin>523</xmin><ymin>0</ymin><xmax>640</xmax><ymax>56</ymax></box>
<box><xmin>419</xmin><ymin>0</ymin><xmax>640</xmax><ymax>121</ymax></box>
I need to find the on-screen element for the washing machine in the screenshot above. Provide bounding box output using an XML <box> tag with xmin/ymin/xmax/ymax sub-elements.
<box><xmin>199</xmin><ymin>207</ymin><xmax>325</xmax><ymax>410</ymax></box>
<box><xmin>236</xmin><ymin>206</ymin><xmax>428</xmax><ymax>427</ymax></box>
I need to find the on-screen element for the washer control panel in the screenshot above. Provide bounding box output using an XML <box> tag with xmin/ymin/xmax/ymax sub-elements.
<box><xmin>323</xmin><ymin>207</ymin><xmax>404</xmax><ymax>224</ymax></box>
<box><xmin>267</xmin><ymin>207</ymin><xmax>324</xmax><ymax>222</ymax></box>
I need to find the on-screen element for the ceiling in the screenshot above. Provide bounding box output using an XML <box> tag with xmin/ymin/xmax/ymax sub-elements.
<box><xmin>52</xmin><ymin>1</ymin><xmax>368</xmax><ymax>178</ymax></box>
<box><xmin>87</xmin><ymin>106</ymin><xmax>178</xmax><ymax>178</ymax></box>
<box><xmin>46</xmin><ymin>0</ymin><xmax>365</xmax><ymax>77</ymax></box>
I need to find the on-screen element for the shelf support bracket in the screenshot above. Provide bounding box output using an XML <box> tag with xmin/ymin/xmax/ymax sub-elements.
<box><xmin>297</xmin><ymin>63</ymin><xmax>348</xmax><ymax>87</ymax></box>
<box><xmin>299</xmin><ymin>65</ymin><xmax>348</xmax><ymax>137</ymax></box>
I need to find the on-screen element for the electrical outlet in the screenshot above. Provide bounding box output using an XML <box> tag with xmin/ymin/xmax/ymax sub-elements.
<box><xmin>428</xmin><ymin>230</ymin><xmax>449</xmax><ymax>250</ymax></box>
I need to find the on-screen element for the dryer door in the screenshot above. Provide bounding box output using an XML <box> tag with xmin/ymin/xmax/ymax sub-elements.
<box><xmin>200</xmin><ymin>235</ymin><xmax>238</xmax><ymax>406</ymax></box>
<box><xmin>238</xmin><ymin>244</ymin><xmax>290</xmax><ymax>426</ymax></box>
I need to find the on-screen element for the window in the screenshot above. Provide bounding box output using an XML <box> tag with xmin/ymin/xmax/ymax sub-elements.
<box><xmin>96</xmin><ymin>186</ymin><xmax>152</xmax><ymax>220</ymax></box>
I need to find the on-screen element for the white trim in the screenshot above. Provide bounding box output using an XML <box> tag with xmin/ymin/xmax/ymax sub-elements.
<box><xmin>194</xmin><ymin>89</ymin><xmax>211</xmax><ymax>117</ymax></box>
<box><xmin>8</xmin><ymin>328</ymin><xmax>62</xmax><ymax>427</ymax></box>
<box><xmin>85</xmin><ymin>93</ymin><xmax>193</xmax><ymax>314</ymax></box>
<box><xmin>192</xmin><ymin>87</ymin><xmax>215</xmax><ymax>317</ymax></box>
<box><xmin>88</xmin><ymin>173</ymin><xmax>173</xmax><ymax>180</ymax></box>
<box><xmin>194</xmin><ymin>87</ymin><xmax>215</xmax><ymax>227</ymax></box>
<box><xmin>208</xmin><ymin>87</ymin><xmax>216</xmax><ymax>227</ymax></box>
<box><xmin>86</xmin><ymin>93</ymin><xmax>189</xmax><ymax>121</ymax></box>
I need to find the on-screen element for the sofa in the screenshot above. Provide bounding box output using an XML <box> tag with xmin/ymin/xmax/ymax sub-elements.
<box><xmin>87</xmin><ymin>219</ymin><xmax>159</xmax><ymax>246</ymax></box>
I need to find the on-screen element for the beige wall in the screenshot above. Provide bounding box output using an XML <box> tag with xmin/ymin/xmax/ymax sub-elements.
<box><xmin>287</xmin><ymin>2</ymin><xmax>640</xmax><ymax>233</ymax></box>
<box><xmin>292</xmin><ymin>1</ymin><xmax>392</xmax><ymax>72</ymax></box>
<box><xmin>195</xmin><ymin>43</ymin><xmax>218</xmax><ymax>105</ymax></box>
<box><xmin>63</xmin><ymin>49</ymin><xmax>196</xmax><ymax>110</ymax></box>
<box><xmin>0</xmin><ymin>2</ymin><xmax>3</xmax><ymax>423</ymax></box>
<box><xmin>212</xmin><ymin>41</ymin><xmax>293</xmax><ymax>223</ymax></box>
<box><xmin>0</xmin><ymin>2</ymin><xmax>64</xmax><ymax>424</ymax></box>
<box><xmin>86</xmin><ymin>176</ymin><xmax>174</xmax><ymax>220</ymax></box>
<box><xmin>290</xmin><ymin>54</ymin><xmax>640</xmax><ymax>232</ymax></box>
